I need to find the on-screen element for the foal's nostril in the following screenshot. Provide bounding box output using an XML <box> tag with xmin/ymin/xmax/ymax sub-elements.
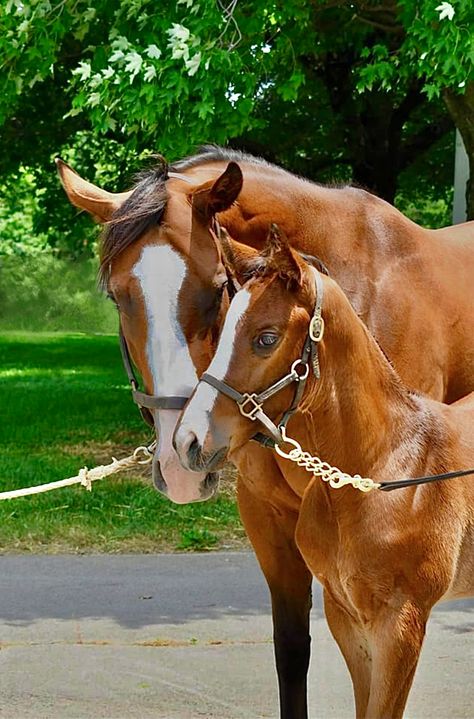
<box><xmin>175</xmin><ymin>429</ymin><xmax>199</xmax><ymax>460</ymax></box>
<box><xmin>185</xmin><ymin>433</ymin><xmax>200</xmax><ymax>463</ymax></box>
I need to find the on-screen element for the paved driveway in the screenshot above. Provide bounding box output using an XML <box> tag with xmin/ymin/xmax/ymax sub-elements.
<box><xmin>0</xmin><ymin>553</ymin><xmax>473</xmax><ymax>718</ymax></box>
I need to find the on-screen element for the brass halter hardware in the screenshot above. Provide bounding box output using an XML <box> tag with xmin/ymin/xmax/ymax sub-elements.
<box><xmin>200</xmin><ymin>269</ymin><xmax>325</xmax><ymax>446</ymax></box>
<box><xmin>309</xmin><ymin>315</ymin><xmax>325</xmax><ymax>343</ymax></box>
<box><xmin>238</xmin><ymin>393</ymin><xmax>264</xmax><ymax>420</ymax></box>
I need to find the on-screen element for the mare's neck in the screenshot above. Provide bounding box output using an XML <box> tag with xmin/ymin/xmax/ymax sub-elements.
<box><xmin>294</xmin><ymin>278</ymin><xmax>434</xmax><ymax>482</ymax></box>
<box><xmin>220</xmin><ymin>164</ymin><xmax>421</xmax><ymax>268</ymax></box>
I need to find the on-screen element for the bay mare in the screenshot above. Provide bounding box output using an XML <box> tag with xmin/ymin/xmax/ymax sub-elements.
<box><xmin>174</xmin><ymin>226</ymin><xmax>474</xmax><ymax>718</ymax></box>
<box><xmin>57</xmin><ymin>149</ymin><xmax>474</xmax><ymax>718</ymax></box>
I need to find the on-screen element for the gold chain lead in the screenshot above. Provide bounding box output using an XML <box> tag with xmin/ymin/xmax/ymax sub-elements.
<box><xmin>274</xmin><ymin>428</ymin><xmax>380</xmax><ymax>493</ymax></box>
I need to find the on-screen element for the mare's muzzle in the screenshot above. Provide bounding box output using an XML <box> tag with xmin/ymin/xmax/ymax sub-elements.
<box><xmin>152</xmin><ymin>453</ymin><xmax>219</xmax><ymax>503</ymax></box>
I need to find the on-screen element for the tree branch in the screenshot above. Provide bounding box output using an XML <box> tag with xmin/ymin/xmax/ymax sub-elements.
<box><xmin>354</xmin><ymin>14</ymin><xmax>404</xmax><ymax>34</ymax></box>
<box><xmin>399</xmin><ymin>116</ymin><xmax>453</xmax><ymax>172</ymax></box>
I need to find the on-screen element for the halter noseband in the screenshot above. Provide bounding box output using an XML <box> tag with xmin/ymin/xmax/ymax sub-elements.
<box><xmin>200</xmin><ymin>270</ymin><xmax>325</xmax><ymax>446</ymax></box>
<box><xmin>118</xmin><ymin>329</ymin><xmax>189</xmax><ymax>427</ymax></box>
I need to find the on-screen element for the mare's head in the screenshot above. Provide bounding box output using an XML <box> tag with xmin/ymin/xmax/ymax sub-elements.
<box><xmin>174</xmin><ymin>225</ymin><xmax>327</xmax><ymax>470</ymax></box>
<box><xmin>57</xmin><ymin>157</ymin><xmax>242</xmax><ymax>503</ymax></box>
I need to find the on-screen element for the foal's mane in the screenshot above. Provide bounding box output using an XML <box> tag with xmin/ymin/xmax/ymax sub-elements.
<box><xmin>241</xmin><ymin>252</ymin><xmax>330</xmax><ymax>281</ymax></box>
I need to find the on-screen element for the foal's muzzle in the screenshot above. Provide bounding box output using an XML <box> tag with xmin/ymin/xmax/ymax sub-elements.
<box><xmin>174</xmin><ymin>430</ymin><xmax>228</xmax><ymax>474</ymax></box>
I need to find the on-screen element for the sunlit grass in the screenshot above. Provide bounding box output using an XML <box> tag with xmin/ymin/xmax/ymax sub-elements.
<box><xmin>0</xmin><ymin>332</ymin><xmax>242</xmax><ymax>553</ymax></box>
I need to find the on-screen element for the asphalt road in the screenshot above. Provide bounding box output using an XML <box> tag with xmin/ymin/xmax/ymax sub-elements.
<box><xmin>0</xmin><ymin>553</ymin><xmax>473</xmax><ymax>718</ymax></box>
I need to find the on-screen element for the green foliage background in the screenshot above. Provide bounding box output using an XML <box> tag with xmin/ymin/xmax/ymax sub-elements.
<box><xmin>0</xmin><ymin>1</ymin><xmax>469</xmax><ymax>329</ymax></box>
<box><xmin>0</xmin><ymin>0</ymin><xmax>472</xmax><ymax>267</ymax></box>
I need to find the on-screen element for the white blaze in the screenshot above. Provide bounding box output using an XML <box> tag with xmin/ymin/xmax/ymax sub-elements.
<box><xmin>133</xmin><ymin>244</ymin><xmax>206</xmax><ymax>504</ymax></box>
<box><xmin>181</xmin><ymin>288</ymin><xmax>251</xmax><ymax>445</ymax></box>
<box><xmin>132</xmin><ymin>244</ymin><xmax>199</xmax><ymax>396</ymax></box>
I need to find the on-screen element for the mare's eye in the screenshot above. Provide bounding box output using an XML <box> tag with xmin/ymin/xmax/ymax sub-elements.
<box><xmin>217</xmin><ymin>280</ymin><xmax>228</xmax><ymax>297</ymax></box>
<box><xmin>107</xmin><ymin>292</ymin><xmax>118</xmax><ymax>308</ymax></box>
<box><xmin>256</xmin><ymin>332</ymin><xmax>279</xmax><ymax>349</ymax></box>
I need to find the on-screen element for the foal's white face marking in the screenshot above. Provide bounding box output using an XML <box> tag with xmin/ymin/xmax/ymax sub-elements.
<box><xmin>132</xmin><ymin>244</ymin><xmax>198</xmax><ymax>396</ymax></box>
<box><xmin>207</xmin><ymin>288</ymin><xmax>251</xmax><ymax>379</ymax></box>
<box><xmin>181</xmin><ymin>288</ymin><xmax>251</xmax><ymax>445</ymax></box>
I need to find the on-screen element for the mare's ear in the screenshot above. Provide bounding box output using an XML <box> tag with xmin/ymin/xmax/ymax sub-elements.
<box><xmin>192</xmin><ymin>162</ymin><xmax>243</xmax><ymax>218</ymax></box>
<box><xmin>55</xmin><ymin>158</ymin><xmax>132</xmax><ymax>223</ymax></box>
<box><xmin>261</xmin><ymin>224</ymin><xmax>303</xmax><ymax>288</ymax></box>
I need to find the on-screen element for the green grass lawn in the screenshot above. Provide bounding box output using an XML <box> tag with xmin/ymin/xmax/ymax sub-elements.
<box><xmin>0</xmin><ymin>332</ymin><xmax>244</xmax><ymax>553</ymax></box>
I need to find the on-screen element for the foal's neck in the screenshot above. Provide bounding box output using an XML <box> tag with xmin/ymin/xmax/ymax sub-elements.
<box><xmin>298</xmin><ymin>278</ymin><xmax>433</xmax><ymax>482</ymax></box>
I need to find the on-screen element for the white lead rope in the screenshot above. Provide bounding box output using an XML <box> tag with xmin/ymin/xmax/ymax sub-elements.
<box><xmin>0</xmin><ymin>442</ymin><xmax>156</xmax><ymax>501</ymax></box>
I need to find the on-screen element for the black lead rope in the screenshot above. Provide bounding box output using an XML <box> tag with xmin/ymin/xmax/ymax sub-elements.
<box><xmin>378</xmin><ymin>467</ymin><xmax>474</xmax><ymax>492</ymax></box>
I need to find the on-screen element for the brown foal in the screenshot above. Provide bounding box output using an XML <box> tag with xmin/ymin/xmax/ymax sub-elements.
<box><xmin>174</xmin><ymin>227</ymin><xmax>474</xmax><ymax>719</ymax></box>
<box><xmin>57</xmin><ymin>150</ymin><xmax>474</xmax><ymax>718</ymax></box>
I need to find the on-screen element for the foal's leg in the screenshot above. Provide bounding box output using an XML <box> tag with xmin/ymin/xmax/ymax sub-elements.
<box><xmin>323</xmin><ymin>588</ymin><xmax>372</xmax><ymax>719</ymax></box>
<box><xmin>365</xmin><ymin>603</ymin><xmax>428</xmax><ymax>719</ymax></box>
<box><xmin>237</xmin><ymin>476</ymin><xmax>312</xmax><ymax>719</ymax></box>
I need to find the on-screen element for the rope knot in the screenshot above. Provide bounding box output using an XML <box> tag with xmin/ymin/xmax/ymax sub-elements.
<box><xmin>79</xmin><ymin>467</ymin><xmax>92</xmax><ymax>492</ymax></box>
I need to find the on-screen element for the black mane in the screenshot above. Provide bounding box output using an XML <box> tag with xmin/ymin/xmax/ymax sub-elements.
<box><xmin>171</xmin><ymin>144</ymin><xmax>274</xmax><ymax>172</ymax></box>
<box><xmin>99</xmin><ymin>159</ymin><xmax>169</xmax><ymax>287</ymax></box>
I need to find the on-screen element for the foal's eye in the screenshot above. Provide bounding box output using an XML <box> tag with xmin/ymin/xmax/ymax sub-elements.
<box><xmin>256</xmin><ymin>332</ymin><xmax>279</xmax><ymax>348</ymax></box>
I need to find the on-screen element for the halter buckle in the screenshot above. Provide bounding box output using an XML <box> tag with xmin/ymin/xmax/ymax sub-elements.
<box><xmin>238</xmin><ymin>393</ymin><xmax>263</xmax><ymax>420</ymax></box>
<box><xmin>309</xmin><ymin>316</ymin><xmax>325</xmax><ymax>342</ymax></box>
<box><xmin>291</xmin><ymin>359</ymin><xmax>309</xmax><ymax>381</ymax></box>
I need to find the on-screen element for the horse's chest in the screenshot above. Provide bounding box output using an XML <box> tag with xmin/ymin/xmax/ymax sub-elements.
<box><xmin>294</xmin><ymin>489</ymin><xmax>340</xmax><ymax>579</ymax></box>
<box><xmin>296</xmin><ymin>526</ymin><xmax>366</xmax><ymax>620</ymax></box>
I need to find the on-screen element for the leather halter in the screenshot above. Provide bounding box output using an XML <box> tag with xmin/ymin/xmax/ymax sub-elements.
<box><xmin>118</xmin><ymin>217</ymin><xmax>240</xmax><ymax>428</ymax></box>
<box><xmin>118</xmin><ymin>328</ymin><xmax>188</xmax><ymax>427</ymax></box>
<box><xmin>200</xmin><ymin>270</ymin><xmax>325</xmax><ymax>446</ymax></box>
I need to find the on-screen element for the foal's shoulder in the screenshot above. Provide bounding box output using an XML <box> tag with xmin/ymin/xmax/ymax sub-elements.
<box><xmin>436</xmin><ymin>391</ymin><xmax>474</xmax><ymax>459</ymax></box>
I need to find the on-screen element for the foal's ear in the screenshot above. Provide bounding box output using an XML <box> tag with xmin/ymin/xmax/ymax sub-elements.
<box><xmin>55</xmin><ymin>158</ymin><xmax>132</xmax><ymax>223</ymax></box>
<box><xmin>192</xmin><ymin>162</ymin><xmax>243</xmax><ymax>218</ymax></box>
<box><xmin>219</xmin><ymin>228</ymin><xmax>259</xmax><ymax>280</ymax></box>
<box><xmin>261</xmin><ymin>224</ymin><xmax>303</xmax><ymax>288</ymax></box>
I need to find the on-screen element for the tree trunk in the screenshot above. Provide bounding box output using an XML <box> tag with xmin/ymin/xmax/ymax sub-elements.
<box><xmin>350</xmin><ymin>91</ymin><xmax>402</xmax><ymax>203</ymax></box>
<box><xmin>444</xmin><ymin>83</ymin><xmax>474</xmax><ymax>220</ymax></box>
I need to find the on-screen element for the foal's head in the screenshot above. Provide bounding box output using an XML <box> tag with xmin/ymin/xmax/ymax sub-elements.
<box><xmin>174</xmin><ymin>226</ymin><xmax>327</xmax><ymax>470</ymax></box>
<box><xmin>57</xmin><ymin>158</ymin><xmax>242</xmax><ymax>503</ymax></box>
